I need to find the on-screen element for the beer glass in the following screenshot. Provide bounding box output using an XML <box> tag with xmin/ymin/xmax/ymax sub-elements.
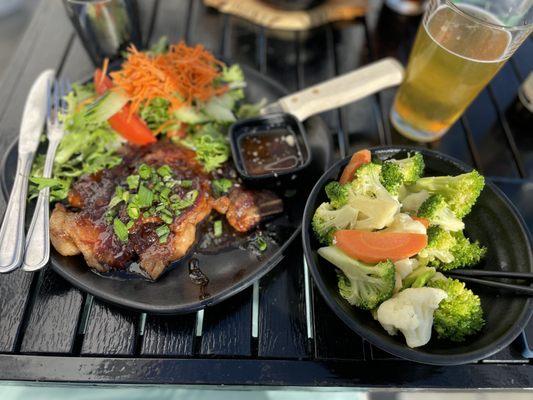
<box><xmin>390</xmin><ymin>0</ymin><xmax>533</xmax><ymax>142</ymax></box>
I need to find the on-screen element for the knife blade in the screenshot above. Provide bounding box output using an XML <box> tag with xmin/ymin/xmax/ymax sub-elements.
<box><xmin>18</xmin><ymin>69</ymin><xmax>55</xmax><ymax>154</ymax></box>
<box><xmin>0</xmin><ymin>69</ymin><xmax>55</xmax><ymax>273</ymax></box>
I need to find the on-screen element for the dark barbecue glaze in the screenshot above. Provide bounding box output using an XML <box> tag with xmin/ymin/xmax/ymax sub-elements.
<box><xmin>49</xmin><ymin>141</ymin><xmax>281</xmax><ymax>280</ymax></box>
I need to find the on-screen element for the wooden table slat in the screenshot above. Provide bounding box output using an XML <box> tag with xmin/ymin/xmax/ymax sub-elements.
<box><xmin>81</xmin><ymin>299</ymin><xmax>138</xmax><ymax>356</ymax></box>
<box><xmin>200</xmin><ymin>288</ymin><xmax>253</xmax><ymax>357</ymax></box>
<box><xmin>20</xmin><ymin>269</ymin><xmax>84</xmax><ymax>354</ymax></box>
<box><xmin>140</xmin><ymin>314</ymin><xmax>196</xmax><ymax>356</ymax></box>
<box><xmin>463</xmin><ymin>89</ymin><xmax>521</xmax><ymax>177</ymax></box>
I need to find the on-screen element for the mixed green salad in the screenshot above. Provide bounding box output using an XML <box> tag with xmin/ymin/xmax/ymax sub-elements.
<box><xmin>312</xmin><ymin>149</ymin><xmax>486</xmax><ymax>348</ymax></box>
<box><xmin>30</xmin><ymin>38</ymin><xmax>262</xmax><ymax>202</ymax></box>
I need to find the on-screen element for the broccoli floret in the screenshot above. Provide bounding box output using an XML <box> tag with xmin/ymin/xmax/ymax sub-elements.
<box><xmin>418</xmin><ymin>194</ymin><xmax>465</xmax><ymax>232</ymax></box>
<box><xmin>388</xmin><ymin>152</ymin><xmax>425</xmax><ymax>184</ymax></box>
<box><xmin>428</xmin><ymin>278</ymin><xmax>484</xmax><ymax>341</ymax></box>
<box><xmin>447</xmin><ymin>230</ymin><xmax>487</xmax><ymax>270</ymax></box>
<box><xmin>419</xmin><ymin>227</ymin><xmax>487</xmax><ymax>271</ymax></box>
<box><xmin>341</xmin><ymin>163</ymin><xmax>401</xmax><ymax>230</ymax></box>
<box><xmin>312</xmin><ymin>203</ymin><xmax>358</xmax><ymax>245</ymax></box>
<box><xmin>318</xmin><ymin>246</ymin><xmax>395</xmax><ymax>310</ymax></box>
<box><xmin>418</xmin><ymin>226</ymin><xmax>456</xmax><ymax>266</ymax></box>
<box><xmin>350</xmin><ymin>162</ymin><xmax>385</xmax><ymax>196</ymax></box>
<box><xmin>402</xmin><ymin>266</ymin><xmax>436</xmax><ymax>289</ymax></box>
<box><xmin>325</xmin><ymin>181</ymin><xmax>348</xmax><ymax>209</ymax></box>
<box><xmin>410</xmin><ymin>170</ymin><xmax>485</xmax><ymax>218</ymax></box>
<box><xmin>380</xmin><ymin>162</ymin><xmax>404</xmax><ymax>195</ymax></box>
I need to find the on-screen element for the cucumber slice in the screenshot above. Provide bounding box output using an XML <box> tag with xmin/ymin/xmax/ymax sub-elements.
<box><xmin>174</xmin><ymin>106</ymin><xmax>208</xmax><ymax>124</ymax></box>
<box><xmin>84</xmin><ymin>90</ymin><xmax>129</xmax><ymax>124</ymax></box>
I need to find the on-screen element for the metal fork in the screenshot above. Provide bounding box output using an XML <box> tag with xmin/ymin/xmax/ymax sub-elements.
<box><xmin>22</xmin><ymin>78</ymin><xmax>69</xmax><ymax>272</ymax></box>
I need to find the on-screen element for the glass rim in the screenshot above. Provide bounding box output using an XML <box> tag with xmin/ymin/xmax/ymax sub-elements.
<box><xmin>441</xmin><ymin>0</ymin><xmax>533</xmax><ymax>32</ymax></box>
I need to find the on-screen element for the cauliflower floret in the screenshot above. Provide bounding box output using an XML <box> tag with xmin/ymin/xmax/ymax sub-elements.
<box><xmin>382</xmin><ymin>213</ymin><xmax>426</xmax><ymax>234</ymax></box>
<box><xmin>401</xmin><ymin>190</ymin><xmax>430</xmax><ymax>213</ymax></box>
<box><xmin>376</xmin><ymin>287</ymin><xmax>447</xmax><ymax>348</ymax></box>
<box><xmin>394</xmin><ymin>258</ymin><xmax>419</xmax><ymax>279</ymax></box>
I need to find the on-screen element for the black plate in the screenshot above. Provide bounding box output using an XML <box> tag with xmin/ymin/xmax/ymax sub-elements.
<box><xmin>302</xmin><ymin>146</ymin><xmax>532</xmax><ymax>365</ymax></box>
<box><xmin>1</xmin><ymin>65</ymin><xmax>333</xmax><ymax>314</ymax></box>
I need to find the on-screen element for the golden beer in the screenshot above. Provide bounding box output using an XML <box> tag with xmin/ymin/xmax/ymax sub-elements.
<box><xmin>391</xmin><ymin>4</ymin><xmax>512</xmax><ymax>141</ymax></box>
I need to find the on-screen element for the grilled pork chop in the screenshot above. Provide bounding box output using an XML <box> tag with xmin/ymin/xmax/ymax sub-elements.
<box><xmin>50</xmin><ymin>142</ymin><xmax>280</xmax><ymax>279</ymax></box>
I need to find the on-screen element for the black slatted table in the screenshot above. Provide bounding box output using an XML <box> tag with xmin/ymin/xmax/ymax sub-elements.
<box><xmin>0</xmin><ymin>0</ymin><xmax>531</xmax><ymax>388</ymax></box>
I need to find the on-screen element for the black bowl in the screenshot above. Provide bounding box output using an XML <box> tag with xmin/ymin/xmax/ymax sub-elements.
<box><xmin>302</xmin><ymin>146</ymin><xmax>533</xmax><ymax>365</ymax></box>
<box><xmin>229</xmin><ymin>112</ymin><xmax>312</xmax><ymax>189</ymax></box>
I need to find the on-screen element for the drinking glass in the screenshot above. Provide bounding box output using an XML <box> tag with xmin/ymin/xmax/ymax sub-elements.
<box><xmin>63</xmin><ymin>0</ymin><xmax>142</xmax><ymax>66</ymax></box>
<box><xmin>390</xmin><ymin>0</ymin><xmax>533</xmax><ymax>142</ymax></box>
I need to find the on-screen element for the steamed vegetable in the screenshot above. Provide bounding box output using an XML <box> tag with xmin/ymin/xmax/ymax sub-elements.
<box><xmin>312</xmin><ymin>203</ymin><xmax>358</xmax><ymax>245</ymax></box>
<box><xmin>339</xmin><ymin>149</ymin><xmax>371</xmax><ymax>184</ymax></box>
<box><xmin>402</xmin><ymin>266</ymin><xmax>436</xmax><ymax>289</ymax></box>
<box><xmin>318</xmin><ymin>246</ymin><xmax>395</xmax><ymax>310</ymax></box>
<box><xmin>333</xmin><ymin>230</ymin><xmax>427</xmax><ymax>264</ymax></box>
<box><xmin>428</xmin><ymin>278</ymin><xmax>484</xmax><ymax>341</ymax></box>
<box><xmin>409</xmin><ymin>170</ymin><xmax>485</xmax><ymax>218</ymax></box>
<box><xmin>376</xmin><ymin>287</ymin><xmax>447</xmax><ymax>348</ymax></box>
<box><xmin>312</xmin><ymin>149</ymin><xmax>489</xmax><ymax>348</ymax></box>
<box><xmin>418</xmin><ymin>227</ymin><xmax>487</xmax><ymax>271</ymax></box>
<box><xmin>346</xmin><ymin>163</ymin><xmax>401</xmax><ymax>230</ymax></box>
<box><xmin>417</xmin><ymin>194</ymin><xmax>464</xmax><ymax>232</ymax></box>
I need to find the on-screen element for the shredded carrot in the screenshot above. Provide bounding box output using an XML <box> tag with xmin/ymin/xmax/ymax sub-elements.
<box><xmin>109</xmin><ymin>42</ymin><xmax>227</xmax><ymax>116</ymax></box>
<box><xmin>99</xmin><ymin>58</ymin><xmax>109</xmax><ymax>88</ymax></box>
<box><xmin>153</xmin><ymin>119</ymin><xmax>179</xmax><ymax>135</ymax></box>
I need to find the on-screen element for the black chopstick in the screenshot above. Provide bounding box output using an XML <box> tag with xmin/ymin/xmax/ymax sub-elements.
<box><xmin>447</xmin><ymin>269</ymin><xmax>533</xmax><ymax>280</ymax></box>
<box><xmin>446</xmin><ymin>276</ymin><xmax>533</xmax><ymax>296</ymax></box>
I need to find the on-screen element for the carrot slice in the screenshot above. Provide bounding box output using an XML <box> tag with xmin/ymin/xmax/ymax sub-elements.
<box><xmin>412</xmin><ymin>216</ymin><xmax>429</xmax><ymax>229</ymax></box>
<box><xmin>339</xmin><ymin>149</ymin><xmax>371</xmax><ymax>184</ymax></box>
<box><xmin>334</xmin><ymin>230</ymin><xmax>428</xmax><ymax>264</ymax></box>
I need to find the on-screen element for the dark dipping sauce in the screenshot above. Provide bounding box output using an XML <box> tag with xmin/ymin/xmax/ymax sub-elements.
<box><xmin>238</xmin><ymin>128</ymin><xmax>305</xmax><ymax>176</ymax></box>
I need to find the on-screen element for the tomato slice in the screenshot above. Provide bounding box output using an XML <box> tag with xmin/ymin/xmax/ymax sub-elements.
<box><xmin>334</xmin><ymin>229</ymin><xmax>428</xmax><ymax>264</ymax></box>
<box><xmin>339</xmin><ymin>149</ymin><xmax>371</xmax><ymax>184</ymax></box>
<box><xmin>93</xmin><ymin>69</ymin><xmax>156</xmax><ymax>146</ymax></box>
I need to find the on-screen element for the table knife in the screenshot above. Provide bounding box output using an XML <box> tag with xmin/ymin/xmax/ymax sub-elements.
<box><xmin>0</xmin><ymin>69</ymin><xmax>55</xmax><ymax>273</ymax></box>
<box><xmin>261</xmin><ymin>58</ymin><xmax>404</xmax><ymax>121</ymax></box>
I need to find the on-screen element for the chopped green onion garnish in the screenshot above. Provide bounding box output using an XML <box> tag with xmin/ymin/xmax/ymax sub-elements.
<box><xmin>138</xmin><ymin>184</ymin><xmax>154</xmax><ymax>208</ymax></box>
<box><xmin>159</xmin><ymin>233</ymin><xmax>169</xmax><ymax>244</ymax></box>
<box><xmin>156</xmin><ymin>224</ymin><xmax>170</xmax><ymax>238</ymax></box>
<box><xmin>138</xmin><ymin>163</ymin><xmax>152</xmax><ymax>180</ymax></box>
<box><xmin>179</xmin><ymin>180</ymin><xmax>193</xmax><ymax>188</ymax></box>
<box><xmin>126</xmin><ymin>220</ymin><xmax>135</xmax><ymax>229</ymax></box>
<box><xmin>126</xmin><ymin>174</ymin><xmax>140</xmax><ymax>191</ymax></box>
<box><xmin>256</xmin><ymin>236</ymin><xmax>267</xmax><ymax>252</ymax></box>
<box><xmin>127</xmin><ymin>204</ymin><xmax>140</xmax><ymax>220</ymax></box>
<box><xmin>172</xmin><ymin>190</ymin><xmax>199</xmax><ymax>210</ymax></box>
<box><xmin>160</xmin><ymin>214</ymin><xmax>173</xmax><ymax>224</ymax></box>
<box><xmin>214</xmin><ymin>220</ymin><xmax>222</xmax><ymax>237</ymax></box>
<box><xmin>160</xmin><ymin>187</ymin><xmax>171</xmax><ymax>200</ymax></box>
<box><xmin>212</xmin><ymin>178</ymin><xmax>232</xmax><ymax>197</ymax></box>
<box><xmin>113</xmin><ymin>218</ymin><xmax>129</xmax><ymax>242</ymax></box>
<box><xmin>157</xmin><ymin>165</ymin><xmax>172</xmax><ymax>178</ymax></box>
<box><xmin>186</xmin><ymin>190</ymin><xmax>199</xmax><ymax>202</ymax></box>
<box><xmin>165</xmin><ymin>181</ymin><xmax>176</xmax><ymax>188</ymax></box>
